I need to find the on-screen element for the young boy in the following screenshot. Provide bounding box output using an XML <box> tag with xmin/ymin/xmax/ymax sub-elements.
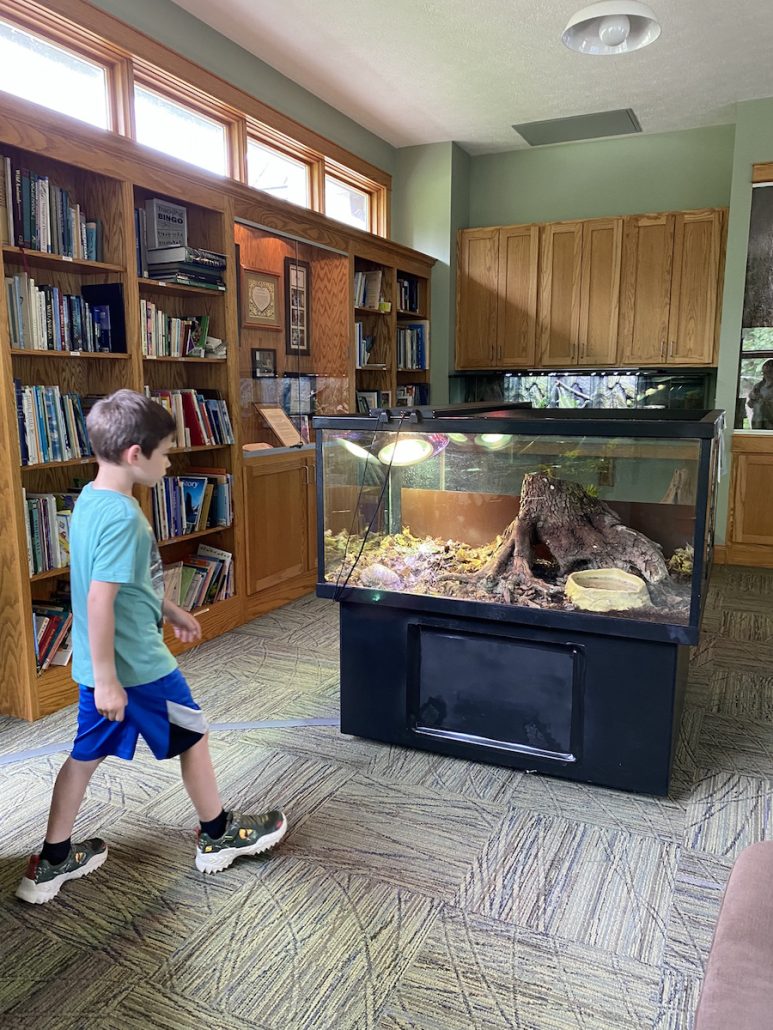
<box><xmin>17</xmin><ymin>390</ymin><xmax>286</xmax><ymax>904</ymax></box>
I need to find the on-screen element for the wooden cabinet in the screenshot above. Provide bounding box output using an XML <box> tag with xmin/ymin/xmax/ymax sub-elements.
<box><xmin>456</xmin><ymin>225</ymin><xmax>538</xmax><ymax>369</ymax></box>
<box><xmin>457</xmin><ymin>208</ymin><xmax>724</xmax><ymax>372</ymax></box>
<box><xmin>537</xmin><ymin>218</ymin><xmax>622</xmax><ymax>367</ymax></box>
<box><xmin>455</xmin><ymin>228</ymin><xmax>499</xmax><ymax>368</ymax></box>
<box><xmin>667</xmin><ymin>210</ymin><xmax>724</xmax><ymax>365</ymax></box>
<box><xmin>498</xmin><ymin>224</ymin><xmax>540</xmax><ymax>367</ymax></box>
<box><xmin>619</xmin><ymin>209</ymin><xmax>723</xmax><ymax>367</ymax></box>
<box><xmin>243</xmin><ymin>450</ymin><xmax>316</xmax><ymax>595</ymax></box>
<box><xmin>618</xmin><ymin>213</ymin><xmax>674</xmax><ymax>365</ymax></box>
<box><xmin>537</xmin><ymin>221</ymin><xmax>583</xmax><ymax>366</ymax></box>
<box><xmin>579</xmin><ymin>217</ymin><xmax>623</xmax><ymax>365</ymax></box>
<box><xmin>727</xmin><ymin>435</ymin><xmax>773</xmax><ymax>567</ymax></box>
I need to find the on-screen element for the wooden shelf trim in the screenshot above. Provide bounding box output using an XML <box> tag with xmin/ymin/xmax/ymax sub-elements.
<box><xmin>21</xmin><ymin>456</ymin><xmax>95</xmax><ymax>471</ymax></box>
<box><xmin>156</xmin><ymin>524</ymin><xmax>233</xmax><ymax>548</ymax></box>
<box><xmin>11</xmin><ymin>349</ymin><xmax>130</xmax><ymax>360</ymax></box>
<box><xmin>139</xmin><ymin>277</ymin><xmax>226</xmax><ymax>297</ymax></box>
<box><xmin>31</xmin><ymin>565</ymin><xmax>70</xmax><ymax>582</ymax></box>
<box><xmin>142</xmin><ymin>355</ymin><xmax>227</xmax><ymax>363</ymax></box>
<box><xmin>2</xmin><ymin>245</ymin><xmax>125</xmax><ymax>274</ymax></box>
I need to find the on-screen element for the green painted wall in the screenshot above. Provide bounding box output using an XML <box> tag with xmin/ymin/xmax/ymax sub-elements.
<box><xmin>393</xmin><ymin>143</ymin><xmax>470</xmax><ymax>405</ymax></box>
<box><xmin>468</xmin><ymin>125</ymin><xmax>735</xmax><ymax>227</ymax></box>
<box><xmin>714</xmin><ymin>98</ymin><xmax>773</xmax><ymax>541</ymax></box>
<box><xmin>90</xmin><ymin>0</ymin><xmax>396</xmax><ymax>172</ymax></box>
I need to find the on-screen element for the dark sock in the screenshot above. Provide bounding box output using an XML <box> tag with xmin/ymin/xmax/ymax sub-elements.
<box><xmin>40</xmin><ymin>838</ymin><xmax>71</xmax><ymax>865</ymax></box>
<box><xmin>200</xmin><ymin>809</ymin><xmax>228</xmax><ymax>840</ymax></box>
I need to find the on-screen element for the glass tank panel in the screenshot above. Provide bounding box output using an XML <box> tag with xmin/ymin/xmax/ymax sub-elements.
<box><xmin>317</xmin><ymin>409</ymin><xmax>721</xmax><ymax>631</ymax></box>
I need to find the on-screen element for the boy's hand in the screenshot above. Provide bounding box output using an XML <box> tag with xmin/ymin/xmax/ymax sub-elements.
<box><xmin>165</xmin><ymin>603</ymin><xmax>202</xmax><ymax>643</ymax></box>
<box><xmin>94</xmin><ymin>678</ymin><xmax>128</xmax><ymax>722</ymax></box>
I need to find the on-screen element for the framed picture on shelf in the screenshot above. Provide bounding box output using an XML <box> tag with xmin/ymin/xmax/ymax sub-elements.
<box><xmin>242</xmin><ymin>268</ymin><xmax>281</xmax><ymax>329</ymax></box>
<box><xmin>251</xmin><ymin>347</ymin><xmax>276</xmax><ymax>378</ymax></box>
<box><xmin>284</xmin><ymin>257</ymin><xmax>311</xmax><ymax>356</ymax></box>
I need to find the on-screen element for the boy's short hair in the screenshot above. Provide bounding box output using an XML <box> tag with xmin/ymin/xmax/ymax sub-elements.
<box><xmin>87</xmin><ymin>389</ymin><xmax>176</xmax><ymax>462</ymax></box>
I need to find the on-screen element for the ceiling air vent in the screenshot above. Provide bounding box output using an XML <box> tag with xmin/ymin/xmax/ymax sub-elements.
<box><xmin>513</xmin><ymin>108</ymin><xmax>642</xmax><ymax>146</ymax></box>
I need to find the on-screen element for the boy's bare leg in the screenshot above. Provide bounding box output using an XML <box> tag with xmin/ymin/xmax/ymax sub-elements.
<box><xmin>46</xmin><ymin>756</ymin><xmax>104</xmax><ymax>843</ymax></box>
<box><xmin>179</xmin><ymin>735</ymin><xmax>223</xmax><ymax>822</ymax></box>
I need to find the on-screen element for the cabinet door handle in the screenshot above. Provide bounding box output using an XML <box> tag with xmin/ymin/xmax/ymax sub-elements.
<box><xmin>660</xmin><ymin>340</ymin><xmax>666</xmax><ymax>360</ymax></box>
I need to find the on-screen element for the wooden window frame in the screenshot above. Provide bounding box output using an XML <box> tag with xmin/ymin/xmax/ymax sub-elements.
<box><xmin>132</xmin><ymin>60</ymin><xmax>244</xmax><ymax>181</ymax></box>
<box><xmin>0</xmin><ymin>0</ymin><xmax>132</xmax><ymax>133</ymax></box>
<box><xmin>0</xmin><ymin>0</ymin><xmax>392</xmax><ymax>236</ymax></box>
<box><xmin>324</xmin><ymin>158</ymin><xmax>387</xmax><ymax>237</ymax></box>
<box><xmin>246</xmin><ymin>123</ymin><xmax>316</xmax><ymax>209</ymax></box>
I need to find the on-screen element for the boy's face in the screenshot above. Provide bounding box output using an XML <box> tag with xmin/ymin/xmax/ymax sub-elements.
<box><xmin>129</xmin><ymin>435</ymin><xmax>174</xmax><ymax>487</ymax></box>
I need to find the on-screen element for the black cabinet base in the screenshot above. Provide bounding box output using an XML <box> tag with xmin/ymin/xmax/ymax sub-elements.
<box><xmin>339</xmin><ymin>601</ymin><xmax>689</xmax><ymax>796</ymax></box>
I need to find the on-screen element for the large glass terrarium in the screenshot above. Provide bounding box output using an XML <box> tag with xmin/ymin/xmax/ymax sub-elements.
<box><xmin>314</xmin><ymin>404</ymin><xmax>723</xmax><ymax>795</ymax></box>
<box><xmin>316</xmin><ymin>404</ymin><xmax>722</xmax><ymax>641</ymax></box>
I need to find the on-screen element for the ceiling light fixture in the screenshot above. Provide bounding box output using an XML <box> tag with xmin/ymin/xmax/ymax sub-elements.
<box><xmin>562</xmin><ymin>1</ymin><xmax>660</xmax><ymax>55</ymax></box>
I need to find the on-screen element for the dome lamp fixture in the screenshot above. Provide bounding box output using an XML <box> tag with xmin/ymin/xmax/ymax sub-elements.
<box><xmin>562</xmin><ymin>1</ymin><xmax>660</xmax><ymax>55</ymax></box>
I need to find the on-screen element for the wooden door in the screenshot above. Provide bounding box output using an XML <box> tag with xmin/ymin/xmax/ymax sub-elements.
<box><xmin>619</xmin><ymin>214</ymin><xmax>675</xmax><ymax>366</ymax></box>
<box><xmin>244</xmin><ymin>455</ymin><xmax>309</xmax><ymax>594</ymax></box>
<box><xmin>728</xmin><ymin>437</ymin><xmax>773</xmax><ymax>568</ymax></box>
<box><xmin>578</xmin><ymin>217</ymin><xmax>622</xmax><ymax>366</ymax></box>
<box><xmin>455</xmin><ymin>228</ymin><xmax>500</xmax><ymax>369</ymax></box>
<box><xmin>497</xmin><ymin>224</ymin><xmax>539</xmax><ymax>367</ymax></box>
<box><xmin>537</xmin><ymin>221</ymin><xmax>583</xmax><ymax>366</ymax></box>
<box><xmin>667</xmin><ymin>209</ymin><xmax>723</xmax><ymax>365</ymax></box>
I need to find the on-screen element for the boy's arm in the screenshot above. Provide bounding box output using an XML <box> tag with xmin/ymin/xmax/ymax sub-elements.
<box><xmin>162</xmin><ymin>599</ymin><xmax>202</xmax><ymax>643</ymax></box>
<box><xmin>88</xmin><ymin>580</ymin><xmax>127</xmax><ymax>722</ymax></box>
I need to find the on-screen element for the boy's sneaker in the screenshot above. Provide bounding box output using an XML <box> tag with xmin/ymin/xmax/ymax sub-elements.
<box><xmin>195</xmin><ymin>809</ymin><xmax>286</xmax><ymax>874</ymax></box>
<box><xmin>16</xmin><ymin>839</ymin><xmax>108</xmax><ymax>904</ymax></box>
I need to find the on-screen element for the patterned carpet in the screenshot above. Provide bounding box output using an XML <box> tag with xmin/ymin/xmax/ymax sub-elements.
<box><xmin>1</xmin><ymin>566</ymin><xmax>772</xmax><ymax>1029</ymax></box>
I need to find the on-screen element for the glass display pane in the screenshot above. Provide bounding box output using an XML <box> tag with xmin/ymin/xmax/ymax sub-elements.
<box><xmin>134</xmin><ymin>85</ymin><xmax>227</xmax><ymax>176</ymax></box>
<box><xmin>325</xmin><ymin>174</ymin><xmax>369</xmax><ymax>231</ymax></box>
<box><xmin>247</xmin><ymin>140</ymin><xmax>309</xmax><ymax>207</ymax></box>
<box><xmin>0</xmin><ymin>19</ymin><xmax>109</xmax><ymax>129</ymax></box>
<box><xmin>321</xmin><ymin>428</ymin><xmax>703</xmax><ymax>626</ymax></box>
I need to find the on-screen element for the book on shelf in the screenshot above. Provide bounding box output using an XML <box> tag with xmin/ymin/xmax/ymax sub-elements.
<box><xmin>148</xmin><ymin>272</ymin><xmax>225</xmax><ymax>291</ymax></box>
<box><xmin>23</xmin><ymin>488</ymin><xmax>79</xmax><ymax>575</ymax></box>
<box><xmin>5</xmin><ymin>274</ymin><xmax>123</xmax><ymax>352</ymax></box>
<box><xmin>144</xmin><ymin>387</ymin><xmax>233</xmax><ymax>448</ymax></box>
<box><xmin>162</xmin><ymin>543</ymin><xmax>234</xmax><ymax>612</ymax></box>
<box><xmin>353</xmin><ymin>269</ymin><xmax>383</xmax><ymax>310</ymax></box>
<box><xmin>397</xmin><ymin>276</ymin><xmax>421</xmax><ymax>313</ymax></box>
<box><xmin>355</xmin><ymin>321</ymin><xmax>380</xmax><ymax>367</ymax></box>
<box><xmin>180</xmin><ymin>476</ymin><xmax>208</xmax><ymax>534</ymax></box>
<box><xmin>32</xmin><ymin>602</ymin><xmax>73</xmax><ymax>672</ymax></box>
<box><xmin>139</xmin><ymin>303</ymin><xmax>210</xmax><ymax>357</ymax></box>
<box><xmin>356</xmin><ymin>390</ymin><xmax>379</xmax><ymax>414</ymax></box>
<box><xmin>0</xmin><ymin>154</ymin><xmax>103</xmax><ymax>259</ymax></box>
<box><xmin>15</xmin><ymin>381</ymin><xmax>93</xmax><ymax>465</ymax></box>
<box><xmin>397</xmin><ymin>321</ymin><xmax>429</xmax><ymax>370</ymax></box>
<box><xmin>395</xmin><ymin>383</ymin><xmax>430</xmax><ymax>407</ymax></box>
<box><xmin>147</xmin><ymin>245</ymin><xmax>226</xmax><ymax>269</ymax></box>
<box><xmin>152</xmin><ymin>471</ymin><xmax>233</xmax><ymax>541</ymax></box>
<box><xmin>145</xmin><ymin>197</ymin><xmax>187</xmax><ymax>250</ymax></box>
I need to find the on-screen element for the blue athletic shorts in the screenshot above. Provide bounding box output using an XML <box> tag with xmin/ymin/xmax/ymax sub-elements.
<box><xmin>71</xmin><ymin>668</ymin><xmax>208</xmax><ymax>762</ymax></box>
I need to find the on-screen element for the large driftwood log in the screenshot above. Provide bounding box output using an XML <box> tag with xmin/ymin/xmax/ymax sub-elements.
<box><xmin>480</xmin><ymin>471</ymin><xmax>669</xmax><ymax>592</ymax></box>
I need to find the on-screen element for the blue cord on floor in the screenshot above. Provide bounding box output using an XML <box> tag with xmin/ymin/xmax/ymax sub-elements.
<box><xmin>0</xmin><ymin>717</ymin><xmax>339</xmax><ymax>767</ymax></box>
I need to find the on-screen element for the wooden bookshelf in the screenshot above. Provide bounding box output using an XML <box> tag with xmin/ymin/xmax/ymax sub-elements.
<box><xmin>0</xmin><ymin>127</ymin><xmax>242</xmax><ymax>720</ymax></box>
<box><xmin>0</xmin><ymin>92</ymin><xmax>433</xmax><ymax>721</ymax></box>
<box><xmin>352</xmin><ymin>257</ymin><xmax>431</xmax><ymax>410</ymax></box>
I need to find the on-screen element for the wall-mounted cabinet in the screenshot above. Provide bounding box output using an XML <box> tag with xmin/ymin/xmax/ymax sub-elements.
<box><xmin>456</xmin><ymin>224</ymin><xmax>539</xmax><ymax>370</ymax></box>
<box><xmin>457</xmin><ymin>207</ymin><xmax>725</xmax><ymax>373</ymax></box>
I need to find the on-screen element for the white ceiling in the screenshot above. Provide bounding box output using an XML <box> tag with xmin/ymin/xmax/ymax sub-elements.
<box><xmin>169</xmin><ymin>0</ymin><xmax>773</xmax><ymax>154</ymax></box>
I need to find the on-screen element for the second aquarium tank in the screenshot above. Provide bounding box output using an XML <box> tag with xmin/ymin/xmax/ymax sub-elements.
<box><xmin>314</xmin><ymin>404</ymin><xmax>723</xmax><ymax>639</ymax></box>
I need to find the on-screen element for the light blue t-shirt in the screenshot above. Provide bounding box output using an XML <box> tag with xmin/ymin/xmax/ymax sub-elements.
<box><xmin>70</xmin><ymin>484</ymin><xmax>177</xmax><ymax>687</ymax></box>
